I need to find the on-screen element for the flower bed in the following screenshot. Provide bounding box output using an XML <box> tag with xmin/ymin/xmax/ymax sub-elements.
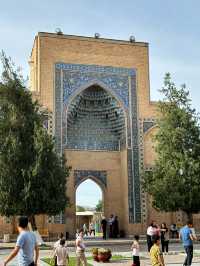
<box><xmin>92</xmin><ymin>248</ymin><xmax>112</xmax><ymax>262</ymax></box>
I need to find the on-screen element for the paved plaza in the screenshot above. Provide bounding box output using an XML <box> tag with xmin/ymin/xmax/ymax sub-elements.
<box><xmin>0</xmin><ymin>240</ymin><xmax>200</xmax><ymax>265</ymax></box>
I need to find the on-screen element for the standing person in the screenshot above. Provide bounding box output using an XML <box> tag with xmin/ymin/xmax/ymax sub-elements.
<box><xmin>75</xmin><ymin>229</ymin><xmax>87</xmax><ymax>266</ymax></box>
<box><xmin>54</xmin><ymin>239</ymin><xmax>69</xmax><ymax>266</ymax></box>
<box><xmin>89</xmin><ymin>222</ymin><xmax>95</xmax><ymax>236</ymax></box>
<box><xmin>54</xmin><ymin>233</ymin><xmax>65</xmax><ymax>266</ymax></box>
<box><xmin>131</xmin><ymin>235</ymin><xmax>140</xmax><ymax>266</ymax></box>
<box><xmin>3</xmin><ymin>216</ymin><xmax>39</xmax><ymax>266</ymax></box>
<box><xmin>83</xmin><ymin>224</ymin><xmax>88</xmax><ymax>236</ymax></box>
<box><xmin>113</xmin><ymin>216</ymin><xmax>119</xmax><ymax>238</ymax></box>
<box><xmin>170</xmin><ymin>224</ymin><xmax>178</xmax><ymax>238</ymax></box>
<box><xmin>179</xmin><ymin>221</ymin><xmax>196</xmax><ymax>266</ymax></box>
<box><xmin>146</xmin><ymin>222</ymin><xmax>156</xmax><ymax>252</ymax></box>
<box><xmin>108</xmin><ymin>214</ymin><xmax>114</xmax><ymax>238</ymax></box>
<box><xmin>101</xmin><ymin>217</ymin><xmax>107</xmax><ymax>240</ymax></box>
<box><xmin>150</xmin><ymin>235</ymin><xmax>165</xmax><ymax>266</ymax></box>
<box><xmin>160</xmin><ymin>223</ymin><xmax>169</xmax><ymax>254</ymax></box>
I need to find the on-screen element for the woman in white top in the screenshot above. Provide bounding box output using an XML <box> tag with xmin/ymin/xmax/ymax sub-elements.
<box><xmin>131</xmin><ymin>235</ymin><xmax>140</xmax><ymax>266</ymax></box>
<box><xmin>54</xmin><ymin>239</ymin><xmax>69</xmax><ymax>266</ymax></box>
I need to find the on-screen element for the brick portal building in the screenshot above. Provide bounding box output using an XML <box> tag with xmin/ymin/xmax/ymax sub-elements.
<box><xmin>1</xmin><ymin>32</ymin><xmax>199</xmax><ymax>238</ymax></box>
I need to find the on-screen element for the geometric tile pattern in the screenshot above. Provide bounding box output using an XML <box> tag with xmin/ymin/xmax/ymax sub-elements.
<box><xmin>54</xmin><ymin>63</ymin><xmax>141</xmax><ymax>223</ymax></box>
<box><xmin>74</xmin><ymin>170</ymin><xmax>107</xmax><ymax>188</ymax></box>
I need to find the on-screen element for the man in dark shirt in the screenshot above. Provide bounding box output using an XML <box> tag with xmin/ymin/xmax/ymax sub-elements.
<box><xmin>101</xmin><ymin>217</ymin><xmax>107</xmax><ymax>240</ymax></box>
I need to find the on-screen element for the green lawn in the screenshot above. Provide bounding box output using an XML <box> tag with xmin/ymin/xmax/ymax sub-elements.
<box><xmin>42</xmin><ymin>255</ymin><xmax>131</xmax><ymax>265</ymax></box>
<box><xmin>42</xmin><ymin>257</ymin><xmax>93</xmax><ymax>266</ymax></box>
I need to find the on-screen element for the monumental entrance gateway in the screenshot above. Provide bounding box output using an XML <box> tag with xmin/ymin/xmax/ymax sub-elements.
<box><xmin>26</xmin><ymin>32</ymin><xmax>191</xmax><ymax>237</ymax></box>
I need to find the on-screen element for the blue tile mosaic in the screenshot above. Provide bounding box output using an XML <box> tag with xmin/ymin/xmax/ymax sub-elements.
<box><xmin>54</xmin><ymin>63</ymin><xmax>141</xmax><ymax>223</ymax></box>
<box><xmin>74</xmin><ymin>170</ymin><xmax>107</xmax><ymax>188</ymax></box>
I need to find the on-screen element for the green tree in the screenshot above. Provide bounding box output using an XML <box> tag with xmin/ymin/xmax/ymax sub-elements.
<box><xmin>143</xmin><ymin>73</ymin><xmax>200</xmax><ymax>222</ymax></box>
<box><xmin>76</xmin><ymin>206</ymin><xmax>86</xmax><ymax>212</ymax></box>
<box><xmin>95</xmin><ymin>200</ymin><xmax>103</xmax><ymax>212</ymax></box>
<box><xmin>0</xmin><ymin>52</ymin><xmax>70</xmax><ymax>229</ymax></box>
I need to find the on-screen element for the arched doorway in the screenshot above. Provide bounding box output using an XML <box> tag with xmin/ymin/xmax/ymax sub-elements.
<box><xmin>76</xmin><ymin>178</ymin><xmax>104</xmax><ymax>237</ymax></box>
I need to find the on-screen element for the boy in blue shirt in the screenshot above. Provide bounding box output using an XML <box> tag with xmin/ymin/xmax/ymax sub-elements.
<box><xmin>3</xmin><ymin>216</ymin><xmax>39</xmax><ymax>266</ymax></box>
<box><xmin>179</xmin><ymin>221</ymin><xmax>196</xmax><ymax>266</ymax></box>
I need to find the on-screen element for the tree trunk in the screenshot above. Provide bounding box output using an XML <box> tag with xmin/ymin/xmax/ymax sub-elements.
<box><xmin>28</xmin><ymin>215</ymin><xmax>37</xmax><ymax>231</ymax></box>
<box><xmin>185</xmin><ymin>211</ymin><xmax>193</xmax><ymax>224</ymax></box>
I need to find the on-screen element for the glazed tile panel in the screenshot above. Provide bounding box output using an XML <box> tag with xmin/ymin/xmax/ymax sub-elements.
<box><xmin>54</xmin><ymin>63</ymin><xmax>141</xmax><ymax>223</ymax></box>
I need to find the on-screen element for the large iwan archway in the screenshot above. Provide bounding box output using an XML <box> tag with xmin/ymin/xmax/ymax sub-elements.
<box><xmin>54</xmin><ymin>62</ymin><xmax>141</xmax><ymax>237</ymax></box>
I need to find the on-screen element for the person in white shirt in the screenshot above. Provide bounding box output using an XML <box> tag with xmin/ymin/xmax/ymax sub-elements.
<box><xmin>89</xmin><ymin>223</ymin><xmax>95</xmax><ymax>236</ymax></box>
<box><xmin>54</xmin><ymin>239</ymin><xmax>69</xmax><ymax>266</ymax></box>
<box><xmin>75</xmin><ymin>229</ymin><xmax>87</xmax><ymax>266</ymax></box>
<box><xmin>131</xmin><ymin>235</ymin><xmax>140</xmax><ymax>266</ymax></box>
<box><xmin>53</xmin><ymin>233</ymin><xmax>64</xmax><ymax>266</ymax></box>
<box><xmin>146</xmin><ymin>221</ymin><xmax>157</xmax><ymax>252</ymax></box>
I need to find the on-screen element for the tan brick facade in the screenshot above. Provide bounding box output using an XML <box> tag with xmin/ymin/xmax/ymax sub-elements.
<box><xmin>29</xmin><ymin>33</ymin><xmax>195</xmax><ymax>236</ymax></box>
<box><xmin>2</xmin><ymin>32</ymin><xmax>199</xmax><ymax>237</ymax></box>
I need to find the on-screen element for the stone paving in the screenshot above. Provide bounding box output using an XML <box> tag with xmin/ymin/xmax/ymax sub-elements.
<box><xmin>1</xmin><ymin>240</ymin><xmax>200</xmax><ymax>265</ymax></box>
<box><xmin>0</xmin><ymin>249</ymin><xmax>200</xmax><ymax>266</ymax></box>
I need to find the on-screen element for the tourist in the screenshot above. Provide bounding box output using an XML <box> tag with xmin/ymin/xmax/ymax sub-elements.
<box><xmin>131</xmin><ymin>235</ymin><xmax>140</xmax><ymax>266</ymax></box>
<box><xmin>76</xmin><ymin>229</ymin><xmax>79</xmax><ymax>238</ymax></box>
<box><xmin>160</xmin><ymin>223</ymin><xmax>169</xmax><ymax>254</ymax></box>
<box><xmin>83</xmin><ymin>224</ymin><xmax>88</xmax><ymax>236</ymax></box>
<box><xmin>101</xmin><ymin>217</ymin><xmax>107</xmax><ymax>240</ymax></box>
<box><xmin>146</xmin><ymin>221</ymin><xmax>157</xmax><ymax>252</ymax></box>
<box><xmin>179</xmin><ymin>221</ymin><xmax>196</xmax><ymax>266</ymax></box>
<box><xmin>3</xmin><ymin>216</ymin><xmax>39</xmax><ymax>266</ymax></box>
<box><xmin>108</xmin><ymin>214</ymin><xmax>114</xmax><ymax>238</ymax></box>
<box><xmin>170</xmin><ymin>223</ymin><xmax>178</xmax><ymax>238</ymax></box>
<box><xmin>113</xmin><ymin>216</ymin><xmax>119</xmax><ymax>238</ymax></box>
<box><xmin>54</xmin><ymin>239</ymin><xmax>69</xmax><ymax>266</ymax></box>
<box><xmin>89</xmin><ymin>222</ymin><xmax>95</xmax><ymax>236</ymax></box>
<box><xmin>53</xmin><ymin>233</ymin><xmax>65</xmax><ymax>266</ymax></box>
<box><xmin>150</xmin><ymin>235</ymin><xmax>165</xmax><ymax>266</ymax></box>
<box><xmin>76</xmin><ymin>229</ymin><xmax>87</xmax><ymax>266</ymax></box>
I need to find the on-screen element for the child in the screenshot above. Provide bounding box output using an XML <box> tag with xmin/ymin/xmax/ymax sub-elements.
<box><xmin>150</xmin><ymin>235</ymin><xmax>165</xmax><ymax>266</ymax></box>
<box><xmin>131</xmin><ymin>235</ymin><xmax>140</xmax><ymax>266</ymax></box>
<box><xmin>54</xmin><ymin>239</ymin><xmax>69</xmax><ymax>266</ymax></box>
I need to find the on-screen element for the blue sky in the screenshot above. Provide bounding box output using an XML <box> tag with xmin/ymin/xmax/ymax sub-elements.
<box><xmin>1</xmin><ymin>0</ymin><xmax>200</xmax><ymax>206</ymax></box>
<box><xmin>76</xmin><ymin>180</ymin><xmax>102</xmax><ymax>208</ymax></box>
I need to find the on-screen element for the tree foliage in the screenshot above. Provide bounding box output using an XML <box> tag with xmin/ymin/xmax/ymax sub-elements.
<box><xmin>76</xmin><ymin>206</ymin><xmax>86</xmax><ymax>212</ymax></box>
<box><xmin>143</xmin><ymin>73</ymin><xmax>200</xmax><ymax>219</ymax></box>
<box><xmin>95</xmin><ymin>200</ymin><xmax>103</xmax><ymax>212</ymax></box>
<box><xmin>0</xmin><ymin>52</ymin><xmax>70</xmax><ymax>225</ymax></box>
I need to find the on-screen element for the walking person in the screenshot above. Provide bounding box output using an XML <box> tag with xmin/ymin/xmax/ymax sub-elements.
<box><xmin>160</xmin><ymin>223</ymin><xmax>169</xmax><ymax>254</ymax></box>
<box><xmin>179</xmin><ymin>221</ymin><xmax>196</xmax><ymax>266</ymax></box>
<box><xmin>150</xmin><ymin>235</ymin><xmax>165</xmax><ymax>266</ymax></box>
<box><xmin>75</xmin><ymin>229</ymin><xmax>87</xmax><ymax>266</ymax></box>
<box><xmin>101</xmin><ymin>217</ymin><xmax>107</xmax><ymax>240</ymax></box>
<box><xmin>3</xmin><ymin>216</ymin><xmax>39</xmax><ymax>266</ymax></box>
<box><xmin>131</xmin><ymin>235</ymin><xmax>140</xmax><ymax>266</ymax></box>
<box><xmin>54</xmin><ymin>233</ymin><xmax>65</xmax><ymax>266</ymax></box>
<box><xmin>54</xmin><ymin>239</ymin><xmax>69</xmax><ymax>266</ymax></box>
